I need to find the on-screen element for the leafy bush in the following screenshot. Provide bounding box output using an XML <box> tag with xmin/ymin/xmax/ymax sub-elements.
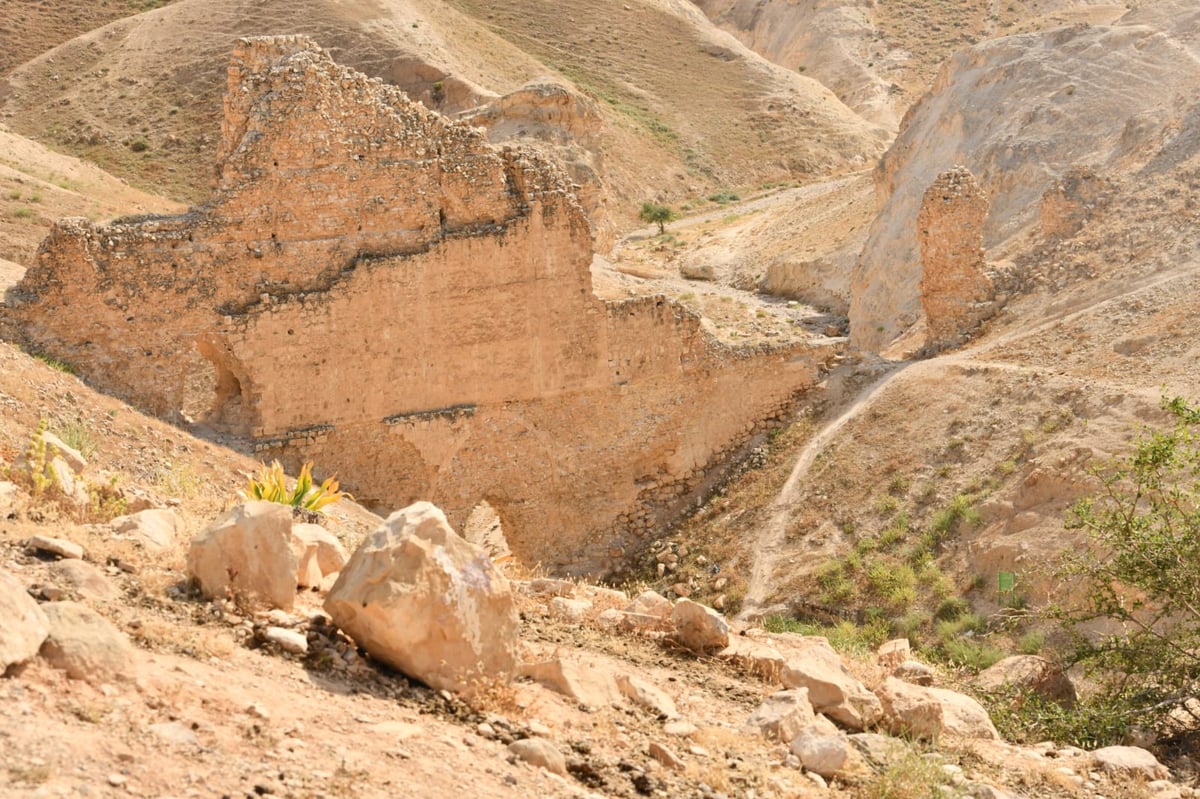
<box><xmin>981</xmin><ymin>687</ymin><xmax>1131</xmax><ymax>749</ymax></box>
<box><xmin>707</xmin><ymin>190</ymin><xmax>740</xmax><ymax>205</ymax></box>
<box><xmin>241</xmin><ymin>460</ymin><xmax>350</xmax><ymax>512</ymax></box>
<box><xmin>1056</xmin><ymin>396</ymin><xmax>1200</xmax><ymax>737</ymax></box>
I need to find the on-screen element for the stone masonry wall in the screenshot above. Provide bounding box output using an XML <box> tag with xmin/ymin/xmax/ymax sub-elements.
<box><xmin>9</xmin><ymin>36</ymin><xmax>835</xmax><ymax>575</ymax></box>
<box><xmin>917</xmin><ymin>166</ymin><xmax>994</xmax><ymax>352</ymax></box>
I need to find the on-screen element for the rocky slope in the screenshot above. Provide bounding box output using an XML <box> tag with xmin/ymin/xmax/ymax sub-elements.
<box><xmin>0</xmin><ymin>0</ymin><xmax>888</xmax><ymax>228</ymax></box>
<box><xmin>850</xmin><ymin>1</ymin><xmax>1200</xmax><ymax>353</ymax></box>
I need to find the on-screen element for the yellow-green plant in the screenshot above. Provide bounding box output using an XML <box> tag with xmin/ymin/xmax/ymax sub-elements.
<box><xmin>241</xmin><ymin>460</ymin><xmax>349</xmax><ymax>512</ymax></box>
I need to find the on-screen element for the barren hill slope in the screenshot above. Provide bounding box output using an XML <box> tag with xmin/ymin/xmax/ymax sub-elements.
<box><xmin>0</xmin><ymin>0</ymin><xmax>888</xmax><ymax>219</ymax></box>
<box><xmin>849</xmin><ymin>1</ymin><xmax>1200</xmax><ymax>353</ymax></box>
<box><xmin>0</xmin><ymin>125</ymin><xmax>183</xmax><ymax>270</ymax></box>
<box><xmin>693</xmin><ymin>0</ymin><xmax>1131</xmax><ymax>130</ymax></box>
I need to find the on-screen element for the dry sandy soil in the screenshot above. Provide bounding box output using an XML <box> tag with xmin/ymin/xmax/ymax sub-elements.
<box><xmin>3</xmin><ymin>0</ymin><xmax>1200</xmax><ymax>795</ymax></box>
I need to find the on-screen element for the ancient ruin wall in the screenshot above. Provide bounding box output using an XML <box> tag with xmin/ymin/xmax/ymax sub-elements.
<box><xmin>918</xmin><ymin>166</ymin><xmax>994</xmax><ymax>352</ymax></box>
<box><xmin>10</xmin><ymin>36</ymin><xmax>835</xmax><ymax>575</ymax></box>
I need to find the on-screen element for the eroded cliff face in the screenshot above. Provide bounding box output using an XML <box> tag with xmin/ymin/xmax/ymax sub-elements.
<box><xmin>10</xmin><ymin>36</ymin><xmax>834</xmax><ymax>576</ymax></box>
<box><xmin>848</xmin><ymin>7</ymin><xmax>1200</xmax><ymax>354</ymax></box>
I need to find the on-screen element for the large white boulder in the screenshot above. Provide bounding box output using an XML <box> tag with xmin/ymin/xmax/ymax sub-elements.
<box><xmin>672</xmin><ymin>599</ymin><xmax>730</xmax><ymax>654</ymax></box>
<box><xmin>324</xmin><ymin>502</ymin><xmax>520</xmax><ymax>695</ymax></box>
<box><xmin>973</xmin><ymin>655</ymin><xmax>1076</xmax><ymax>705</ymax></box>
<box><xmin>187</xmin><ymin>501</ymin><xmax>298</xmax><ymax>610</ymax></box>
<box><xmin>0</xmin><ymin>567</ymin><xmax>48</xmax><ymax>670</ymax></box>
<box><xmin>875</xmin><ymin>676</ymin><xmax>1000</xmax><ymax>740</ymax></box>
<box><xmin>779</xmin><ymin>637</ymin><xmax>882</xmax><ymax>731</ymax></box>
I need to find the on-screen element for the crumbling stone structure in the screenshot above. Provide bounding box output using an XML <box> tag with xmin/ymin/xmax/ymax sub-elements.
<box><xmin>9</xmin><ymin>36</ymin><xmax>835</xmax><ymax>575</ymax></box>
<box><xmin>918</xmin><ymin>166</ymin><xmax>994</xmax><ymax>351</ymax></box>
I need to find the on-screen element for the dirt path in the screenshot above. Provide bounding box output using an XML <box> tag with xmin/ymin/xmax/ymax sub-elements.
<box><xmin>735</xmin><ymin>262</ymin><xmax>1197</xmax><ymax>621</ymax></box>
<box><xmin>736</xmin><ymin>362</ymin><xmax>907</xmax><ymax>620</ymax></box>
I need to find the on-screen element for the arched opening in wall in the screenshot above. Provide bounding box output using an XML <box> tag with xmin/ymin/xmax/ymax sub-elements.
<box><xmin>463</xmin><ymin>500</ymin><xmax>513</xmax><ymax>564</ymax></box>
<box><xmin>191</xmin><ymin>336</ymin><xmax>255</xmax><ymax>434</ymax></box>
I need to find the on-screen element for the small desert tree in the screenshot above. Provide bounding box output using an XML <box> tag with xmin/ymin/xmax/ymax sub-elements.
<box><xmin>1057</xmin><ymin>396</ymin><xmax>1200</xmax><ymax>739</ymax></box>
<box><xmin>639</xmin><ymin>201</ymin><xmax>676</xmax><ymax>234</ymax></box>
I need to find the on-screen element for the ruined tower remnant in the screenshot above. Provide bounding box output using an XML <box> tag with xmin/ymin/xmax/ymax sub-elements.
<box><xmin>10</xmin><ymin>36</ymin><xmax>836</xmax><ymax>576</ymax></box>
<box><xmin>918</xmin><ymin>166</ymin><xmax>994</xmax><ymax>351</ymax></box>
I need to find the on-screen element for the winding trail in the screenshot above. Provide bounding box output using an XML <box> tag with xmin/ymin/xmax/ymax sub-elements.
<box><xmin>735</xmin><ymin>261</ymin><xmax>1197</xmax><ymax>622</ymax></box>
<box><xmin>737</xmin><ymin>363</ymin><xmax>907</xmax><ymax>619</ymax></box>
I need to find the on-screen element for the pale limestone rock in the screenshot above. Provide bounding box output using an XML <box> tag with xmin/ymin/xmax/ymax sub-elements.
<box><xmin>648</xmin><ymin>741</ymin><xmax>685</xmax><ymax>771</ymax></box>
<box><xmin>293</xmin><ymin>542</ymin><xmax>323</xmax><ymax>590</ymax></box>
<box><xmin>325</xmin><ymin>502</ymin><xmax>519</xmax><ymax>695</ymax></box>
<box><xmin>187</xmin><ymin>501</ymin><xmax>297</xmax><ymax>610</ymax></box>
<box><xmin>49</xmin><ymin>560</ymin><xmax>118</xmax><ymax>601</ymax></box>
<box><xmin>779</xmin><ymin>638</ymin><xmax>882</xmax><ymax>731</ymax></box>
<box><xmin>626</xmin><ymin>589</ymin><xmax>673</xmax><ymax>620</ymax></box>
<box><xmin>877</xmin><ymin>638</ymin><xmax>911</xmax><ymax>669</ymax></box>
<box><xmin>39</xmin><ymin>601</ymin><xmax>136</xmax><ymax>682</ymax></box>
<box><xmin>743</xmin><ymin>689</ymin><xmax>816</xmax><ymax>743</ymax></box>
<box><xmin>875</xmin><ymin>677</ymin><xmax>1000</xmax><ymax>741</ymax></box>
<box><xmin>39</xmin><ymin>431</ymin><xmax>87</xmax><ymax>474</ymax></box>
<box><xmin>0</xmin><ymin>481</ymin><xmax>27</xmax><ymax>519</ymax></box>
<box><xmin>523</xmin><ymin>658</ymin><xmax>622</xmax><ymax>708</ymax></box>
<box><xmin>974</xmin><ymin>655</ymin><xmax>1076</xmax><ymax>705</ymax></box>
<box><xmin>111</xmin><ymin>509</ymin><xmax>186</xmax><ymax>552</ymax></box>
<box><xmin>291</xmin><ymin>523</ymin><xmax>348</xmax><ymax>577</ymax></box>
<box><xmin>264</xmin><ymin>626</ymin><xmax>308</xmax><ymax>655</ymax></box>
<box><xmin>148</xmin><ymin>721</ymin><xmax>199</xmax><ymax>747</ymax></box>
<box><xmin>509</xmin><ymin>738</ymin><xmax>567</xmax><ymax>775</ymax></box>
<box><xmin>791</xmin><ymin>726</ymin><xmax>852</xmax><ymax>778</ymax></box>
<box><xmin>0</xmin><ymin>567</ymin><xmax>48</xmax><ymax>670</ymax></box>
<box><xmin>48</xmin><ymin>457</ymin><xmax>90</xmax><ymax>510</ymax></box>
<box><xmin>610</xmin><ymin>610</ymin><xmax>670</xmax><ymax>633</ymax></box>
<box><xmin>663</xmin><ymin>720</ymin><xmax>698</xmax><ymax>737</ymax></box>
<box><xmin>718</xmin><ymin>636</ymin><xmax>787</xmax><ymax>682</ymax></box>
<box><xmin>27</xmin><ymin>535</ymin><xmax>84</xmax><ymax>560</ymax></box>
<box><xmin>617</xmin><ymin>674</ymin><xmax>678</xmax><ymax>718</ymax></box>
<box><xmin>848</xmin><ymin>733</ymin><xmax>908</xmax><ymax>770</ymax></box>
<box><xmin>1090</xmin><ymin>746</ymin><xmax>1169</xmax><ymax>780</ymax></box>
<box><xmin>893</xmin><ymin>659</ymin><xmax>936</xmax><ymax>686</ymax></box>
<box><xmin>595</xmin><ymin>608</ymin><xmax>625</xmax><ymax>628</ymax></box>
<box><xmin>550</xmin><ymin>597</ymin><xmax>593</xmax><ymax>624</ymax></box>
<box><xmin>672</xmin><ymin>599</ymin><xmax>729</xmax><ymax>654</ymax></box>
<box><xmin>528</xmin><ymin>577</ymin><xmax>575</xmax><ymax>597</ymax></box>
<box><xmin>578</xmin><ymin>584</ymin><xmax>628</xmax><ymax>608</ymax></box>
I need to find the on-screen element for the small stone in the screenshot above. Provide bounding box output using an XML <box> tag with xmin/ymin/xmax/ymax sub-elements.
<box><xmin>509</xmin><ymin>738</ymin><xmax>567</xmax><ymax>775</ymax></box>
<box><xmin>663</xmin><ymin>720</ymin><xmax>698</xmax><ymax>737</ymax></box>
<box><xmin>27</xmin><ymin>535</ymin><xmax>84</xmax><ymax>560</ymax></box>
<box><xmin>39</xmin><ymin>601</ymin><xmax>137</xmax><ymax>683</ymax></box>
<box><xmin>617</xmin><ymin>674</ymin><xmax>678</xmax><ymax>718</ymax></box>
<box><xmin>893</xmin><ymin>660</ymin><xmax>936</xmax><ymax>686</ymax></box>
<box><xmin>149</xmin><ymin>721</ymin><xmax>200</xmax><ymax>747</ymax></box>
<box><xmin>107</xmin><ymin>774</ymin><xmax>127</xmax><ymax>787</ymax></box>
<box><xmin>264</xmin><ymin>627</ymin><xmax>308</xmax><ymax>655</ymax></box>
<box><xmin>877</xmin><ymin>638</ymin><xmax>911</xmax><ymax>669</ymax></box>
<box><xmin>648</xmin><ymin>741</ymin><xmax>685</xmax><ymax>771</ymax></box>
<box><xmin>549</xmin><ymin>597</ymin><xmax>593</xmax><ymax>624</ymax></box>
<box><xmin>477</xmin><ymin>722</ymin><xmax>497</xmax><ymax>739</ymax></box>
<box><xmin>0</xmin><ymin>567</ymin><xmax>48</xmax><ymax>670</ymax></box>
<box><xmin>49</xmin><ymin>559</ymin><xmax>118</xmax><ymax>601</ymax></box>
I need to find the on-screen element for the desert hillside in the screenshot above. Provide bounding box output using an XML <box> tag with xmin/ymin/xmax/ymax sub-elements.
<box><xmin>4</xmin><ymin>0</ymin><xmax>1200</xmax><ymax>797</ymax></box>
<box><xmin>0</xmin><ymin>0</ymin><xmax>887</xmax><ymax>223</ymax></box>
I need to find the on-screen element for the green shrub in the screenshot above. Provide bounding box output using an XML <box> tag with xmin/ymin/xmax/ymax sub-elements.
<box><xmin>939</xmin><ymin>637</ymin><xmax>1004</xmax><ymax>671</ymax></box>
<box><xmin>982</xmin><ymin>688</ymin><xmax>1131</xmax><ymax>749</ymax></box>
<box><xmin>1056</xmin><ymin>396</ymin><xmax>1200</xmax><ymax>738</ymax></box>
<box><xmin>241</xmin><ymin>460</ymin><xmax>350</xmax><ymax>512</ymax></box>
<box><xmin>638</xmin><ymin>201</ymin><xmax>676</xmax><ymax>234</ymax></box>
